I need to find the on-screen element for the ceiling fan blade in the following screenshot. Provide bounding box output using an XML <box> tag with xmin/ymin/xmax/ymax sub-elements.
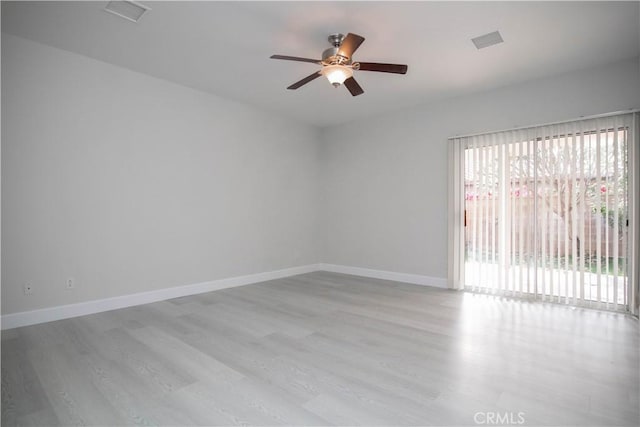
<box><xmin>357</xmin><ymin>62</ymin><xmax>408</xmax><ymax>74</ymax></box>
<box><xmin>287</xmin><ymin>72</ymin><xmax>322</xmax><ymax>90</ymax></box>
<box><xmin>338</xmin><ymin>33</ymin><xmax>365</xmax><ymax>58</ymax></box>
<box><xmin>344</xmin><ymin>77</ymin><xmax>364</xmax><ymax>97</ymax></box>
<box><xmin>270</xmin><ymin>55</ymin><xmax>321</xmax><ymax>64</ymax></box>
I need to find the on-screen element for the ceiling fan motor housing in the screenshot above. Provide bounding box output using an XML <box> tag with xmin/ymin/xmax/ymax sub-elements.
<box><xmin>323</xmin><ymin>33</ymin><xmax>351</xmax><ymax>65</ymax></box>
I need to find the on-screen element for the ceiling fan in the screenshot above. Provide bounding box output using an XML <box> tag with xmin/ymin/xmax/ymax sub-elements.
<box><xmin>270</xmin><ymin>33</ymin><xmax>408</xmax><ymax>97</ymax></box>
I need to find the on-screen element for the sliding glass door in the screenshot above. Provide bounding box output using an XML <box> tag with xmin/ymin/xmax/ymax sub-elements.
<box><xmin>461</xmin><ymin>115</ymin><xmax>633</xmax><ymax>311</ymax></box>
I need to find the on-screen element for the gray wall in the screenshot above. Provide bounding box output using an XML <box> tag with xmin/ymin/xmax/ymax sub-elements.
<box><xmin>1</xmin><ymin>35</ymin><xmax>321</xmax><ymax>314</ymax></box>
<box><xmin>320</xmin><ymin>57</ymin><xmax>640</xmax><ymax>280</ymax></box>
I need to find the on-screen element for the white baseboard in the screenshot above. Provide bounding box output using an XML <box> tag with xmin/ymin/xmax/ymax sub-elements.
<box><xmin>318</xmin><ymin>263</ymin><xmax>448</xmax><ymax>289</ymax></box>
<box><xmin>1</xmin><ymin>263</ymin><xmax>448</xmax><ymax>330</ymax></box>
<box><xmin>1</xmin><ymin>264</ymin><xmax>321</xmax><ymax>330</ymax></box>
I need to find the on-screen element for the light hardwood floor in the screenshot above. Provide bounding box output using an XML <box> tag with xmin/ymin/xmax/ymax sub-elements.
<box><xmin>2</xmin><ymin>271</ymin><xmax>639</xmax><ymax>426</ymax></box>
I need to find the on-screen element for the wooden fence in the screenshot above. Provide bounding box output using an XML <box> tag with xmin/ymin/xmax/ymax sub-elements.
<box><xmin>464</xmin><ymin>196</ymin><xmax>626</xmax><ymax>258</ymax></box>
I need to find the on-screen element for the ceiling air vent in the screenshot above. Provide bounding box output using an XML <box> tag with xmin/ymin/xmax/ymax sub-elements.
<box><xmin>104</xmin><ymin>1</ymin><xmax>150</xmax><ymax>23</ymax></box>
<box><xmin>471</xmin><ymin>31</ymin><xmax>504</xmax><ymax>50</ymax></box>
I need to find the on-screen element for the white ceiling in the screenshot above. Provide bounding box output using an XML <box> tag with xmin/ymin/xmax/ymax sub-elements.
<box><xmin>2</xmin><ymin>1</ymin><xmax>639</xmax><ymax>128</ymax></box>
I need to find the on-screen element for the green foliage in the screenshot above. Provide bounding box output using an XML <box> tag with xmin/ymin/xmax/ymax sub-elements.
<box><xmin>592</xmin><ymin>204</ymin><xmax>628</xmax><ymax>234</ymax></box>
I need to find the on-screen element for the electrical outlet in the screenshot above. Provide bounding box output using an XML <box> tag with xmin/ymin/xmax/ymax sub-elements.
<box><xmin>66</xmin><ymin>277</ymin><xmax>75</xmax><ymax>290</ymax></box>
<box><xmin>23</xmin><ymin>283</ymin><xmax>33</xmax><ymax>295</ymax></box>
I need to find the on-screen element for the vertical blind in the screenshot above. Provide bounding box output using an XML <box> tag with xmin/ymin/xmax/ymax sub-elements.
<box><xmin>448</xmin><ymin>112</ymin><xmax>639</xmax><ymax>313</ymax></box>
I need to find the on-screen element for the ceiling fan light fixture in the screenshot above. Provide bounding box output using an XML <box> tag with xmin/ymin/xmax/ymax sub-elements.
<box><xmin>322</xmin><ymin>65</ymin><xmax>353</xmax><ymax>87</ymax></box>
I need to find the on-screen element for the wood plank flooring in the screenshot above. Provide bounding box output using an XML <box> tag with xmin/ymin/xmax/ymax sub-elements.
<box><xmin>2</xmin><ymin>271</ymin><xmax>639</xmax><ymax>426</ymax></box>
